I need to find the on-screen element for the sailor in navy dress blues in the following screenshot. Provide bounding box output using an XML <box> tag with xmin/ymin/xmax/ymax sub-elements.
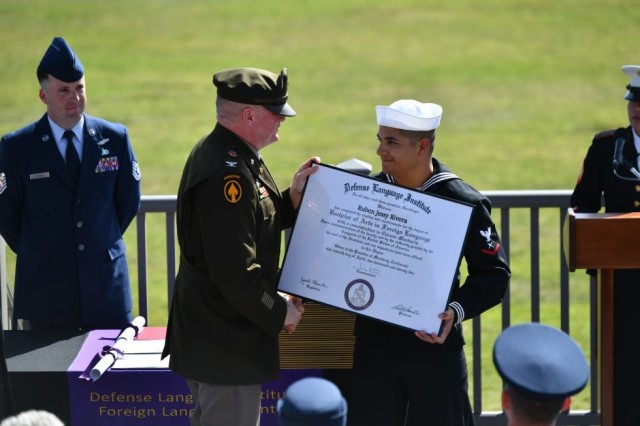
<box><xmin>570</xmin><ymin>65</ymin><xmax>640</xmax><ymax>426</ymax></box>
<box><xmin>0</xmin><ymin>37</ymin><xmax>141</xmax><ymax>330</ymax></box>
<box><xmin>348</xmin><ymin>100</ymin><xmax>510</xmax><ymax>426</ymax></box>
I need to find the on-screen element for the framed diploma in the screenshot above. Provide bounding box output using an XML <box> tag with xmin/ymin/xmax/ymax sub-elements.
<box><xmin>278</xmin><ymin>163</ymin><xmax>474</xmax><ymax>335</ymax></box>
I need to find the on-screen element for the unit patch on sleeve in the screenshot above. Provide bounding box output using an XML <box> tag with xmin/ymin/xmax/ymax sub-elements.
<box><xmin>223</xmin><ymin>174</ymin><xmax>242</xmax><ymax>203</ymax></box>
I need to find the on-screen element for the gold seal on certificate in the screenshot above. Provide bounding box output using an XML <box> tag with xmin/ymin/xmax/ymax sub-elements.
<box><xmin>344</xmin><ymin>279</ymin><xmax>374</xmax><ymax>311</ymax></box>
<box><xmin>278</xmin><ymin>164</ymin><xmax>473</xmax><ymax>334</ymax></box>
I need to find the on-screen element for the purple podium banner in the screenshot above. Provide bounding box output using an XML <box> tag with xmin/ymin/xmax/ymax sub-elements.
<box><xmin>67</xmin><ymin>329</ymin><xmax>322</xmax><ymax>425</ymax></box>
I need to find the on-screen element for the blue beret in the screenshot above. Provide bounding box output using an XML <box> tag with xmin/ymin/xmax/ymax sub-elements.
<box><xmin>39</xmin><ymin>36</ymin><xmax>84</xmax><ymax>83</ymax></box>
<box><xmin>277</xmin><ymin>377</ymin><xmax>347</xmax><ymax>426</ymax></box>
<box><xmin>213</xmin><ymin>67</ymin><xmax>296</xmax><ymax>117</ymax></box>
<box><xmin>493</xmin><ymin>323</ymin><xmax>589</xmax><ymax>401</ymax></box>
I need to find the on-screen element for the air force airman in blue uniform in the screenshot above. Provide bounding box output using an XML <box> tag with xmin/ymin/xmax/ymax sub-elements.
<box><xmin>493</xmin><ymin>322</ymin><xmax>589</xmax><ymax>425</ymax></box>
<box><xmin>0</xmin><ymin>37</ymin><xmax>141</xmax><ymax>330</ymax></box>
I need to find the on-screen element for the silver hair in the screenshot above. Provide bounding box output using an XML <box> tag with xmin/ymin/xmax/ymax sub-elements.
<box><xmin>216</xmin><ymin>97</ymin><xmax>247</xmax><ymax>123</ymax></box>
<box><xmin>0</xmin><ymin>410</ymin><xmax>64</xmax><ymax>426</ymax></box>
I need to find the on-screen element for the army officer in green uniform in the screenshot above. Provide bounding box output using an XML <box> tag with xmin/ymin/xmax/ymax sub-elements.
<box><xmin>163</xmin><ymin>67</ymin><xmax>319</xmax><ymax>426</ymax></box>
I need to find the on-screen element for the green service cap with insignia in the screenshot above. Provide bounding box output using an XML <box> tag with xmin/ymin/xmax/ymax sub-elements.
<box><xmin>213</xmin><ymin>67</ymin><xmax>296</xmax><ymax>117</ymax></box>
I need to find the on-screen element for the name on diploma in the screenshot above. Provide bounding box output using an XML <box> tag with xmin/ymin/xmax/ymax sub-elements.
<box><xmin>278</xmin><ymin>164</ymin><xmax>473</xmax><ymax>335</ymax></box>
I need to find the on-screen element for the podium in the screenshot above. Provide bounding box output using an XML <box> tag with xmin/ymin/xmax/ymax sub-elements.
<box><xmin>563</xmin><ymin>209</ymin><xmax>640</xmax><ymax>426</ymax></box>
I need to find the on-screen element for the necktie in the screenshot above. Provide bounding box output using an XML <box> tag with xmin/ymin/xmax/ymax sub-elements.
<box><xmin>64</xmin><ymin>130</ymin><xmax>80</xmax><ymax>181</ymax></box>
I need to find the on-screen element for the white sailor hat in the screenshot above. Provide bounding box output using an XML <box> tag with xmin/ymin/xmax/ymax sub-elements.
<box><xmin>621</xmin><ymin>65</ymin><xmax>640</xmax><ymax>102</ymax></box>
<box><xmin>375</xmin><ymin>99</ymin><xmax>442</xmax><ymax>131</ymax></box>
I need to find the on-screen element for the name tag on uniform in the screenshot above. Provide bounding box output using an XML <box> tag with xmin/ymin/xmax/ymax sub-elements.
<box><xmin>29</xmin><ymin>172</ymin><xmax>50</xmax><ymax>180</ymax></box>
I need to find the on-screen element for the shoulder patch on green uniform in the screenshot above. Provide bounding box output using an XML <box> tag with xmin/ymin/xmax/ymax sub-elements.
<box><xmin>223</xmin><ymin>174</ymin><xmax>242</xmax><ymax>203</ymax></box>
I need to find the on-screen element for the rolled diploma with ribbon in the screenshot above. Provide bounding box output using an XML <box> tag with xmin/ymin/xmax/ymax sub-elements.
<box><xmin>89</xmin><ymin>316</ymin><xmax>146</xmax><ymax>381</ymax></box>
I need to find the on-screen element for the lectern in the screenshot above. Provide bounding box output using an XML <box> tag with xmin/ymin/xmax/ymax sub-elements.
<box><xmin>563</xmin><ymin>209</ymin><xmax>640</xmax><ymax>426</ymax></box>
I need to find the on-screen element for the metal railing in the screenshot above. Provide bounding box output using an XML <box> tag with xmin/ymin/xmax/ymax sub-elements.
<box><xmin>133</xmin><ymin>190</ymin><xmax>599</xmax><ymax>425</ymax></box>
<box><xmin>0</xmin><ymin>190</ymin><xmax>600</xmax><ymax>425</ymax></box>
<box><xmin>472</xmin><ymin>191</ymin><xmax>598</xmax><ymax>425</ymax></box>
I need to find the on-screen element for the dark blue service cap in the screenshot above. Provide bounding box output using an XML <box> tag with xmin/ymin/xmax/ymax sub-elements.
<box><xmin>493</xmin><ymin>322</ymin><xmax>589</xmax><ymax>401</ymax></box>
<box><xmin>213</xmin><ymin>67</ymin><xmax>296</xmax><ymax>117</ymax></box>
<box><xmin>277</xmin><ymin>377</ymin><xmax>347</xmax><ymax>426</ymax></box>
<box><xmin>39</xmin><ymin>36</ymin><xmax>84</xmax><ymax>83</ymax></box>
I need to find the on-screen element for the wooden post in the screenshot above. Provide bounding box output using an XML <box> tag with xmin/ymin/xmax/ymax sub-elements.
<box><xmin>563</xmin><ymin>209</ymin><xmax>640</xmax><ymax>426</ymax></box>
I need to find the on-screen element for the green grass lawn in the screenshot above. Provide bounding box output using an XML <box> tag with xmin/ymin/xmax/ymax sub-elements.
<box><xmin>2</xmin><ymin>0</ymin><xmax>638</xmax><ymax>414</ymax></box>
